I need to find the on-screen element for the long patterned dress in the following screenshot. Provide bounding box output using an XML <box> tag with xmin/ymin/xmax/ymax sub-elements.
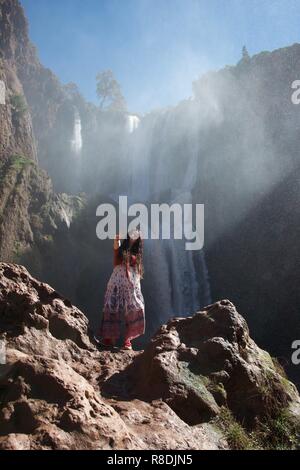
<box><xmin>99</xmin><ymin>249</ymin><xmax>145</xmax><ymax>342</ymax></box>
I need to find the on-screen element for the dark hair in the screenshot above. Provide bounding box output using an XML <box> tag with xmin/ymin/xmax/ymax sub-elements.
<box><xmin>119</xmin><ymin>233</ymin><xmax>144</xmax><ymax>277</ymax></box>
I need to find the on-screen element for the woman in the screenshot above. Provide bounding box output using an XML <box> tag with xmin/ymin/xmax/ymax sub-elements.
<box><xmin>97</xmin><ymin>231</ymin><xmax>145</xmax><ymax>350</ymax></box>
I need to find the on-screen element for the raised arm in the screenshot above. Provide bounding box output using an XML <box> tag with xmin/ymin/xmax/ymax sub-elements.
<box><xmin>113</xmin><ymin>234</ymin><xmax>121</xmax><ymax>267</ymax></box>
<box><xmin>113</xmin><ymin>233</ymin><xmax>121</xmax><ymax>250</ymax></box>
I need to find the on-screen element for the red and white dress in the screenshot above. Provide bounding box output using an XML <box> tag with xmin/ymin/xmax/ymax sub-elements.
<box><xmin>99</xmin><ymin>249</ymin><xmax>145</xmax><ymax>342</ymax></box>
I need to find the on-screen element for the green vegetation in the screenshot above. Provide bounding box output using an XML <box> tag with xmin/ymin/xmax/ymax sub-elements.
<box><xmin>272</xmin><ymin>357</ymin><xmax>288</xmax><ymax>378</ymax></box>
<box><xmin>10</xmin><ymin>154</ymin><xmax>34</xmax><ymax>171</ymax></box>
<box><xmin>0</xmin><ymin>154</ymin><xmax>35</xmax><ymax>180</ymax></box>
<box><xmin>0</xmin><ymin>154</ymin><xmax>34</xmax><ymax>187</ymax></box>
<box><xmin>13</xmin><ymin>241</ymin><xmax>23</xmax><ymax>261</ymax></box>
<box><xmin>179</xmin><ymin>362</ymin><xmax>217</xmax><ymax>406</ymax></box>
<box><xmin>179</xmin><ymin>361</ymin><xmax>299</xmax><ymax>449</ymax></box>
<box><xmin>241</xmin><ymin>45</ymin><xmax>250</xmax><ymax>62</ymax></box>
<box><xmin>217</xmin><ymin>408</ymin><xmax>254</xmax><ymax>450</ymax></box>
<box><xmin>216</xmin><ymin>407</ymin><xmax>300</xmax><ymax>450</ymax></box>
<box><xmin>207</xmin><ymin>381</ymin><xmax>227</xmax><ymax>405</ymax></box>
<box><xmin>0</xmin><ymin>155</ymin><xmax>35</xmax><ymax>218</ymax></box>
<box><xmin>254</xmin><ymin>410</ymin><xmax>300</xmax><ymax>450</ymax></box>
<box><xmin>10</xmin><ymin>93</ymin><xmax>28</xmax><ymax>116</ymax></box>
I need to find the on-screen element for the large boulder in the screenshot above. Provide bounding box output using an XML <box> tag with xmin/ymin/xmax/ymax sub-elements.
<box><xmin>121</xmin><ymin>300</ymin><xmax>300</xmax><ymax>428</ymax></box>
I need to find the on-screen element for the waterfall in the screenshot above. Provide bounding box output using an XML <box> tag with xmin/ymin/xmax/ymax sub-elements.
<box><xmin>127</xmin><ymin>114</ymin><xmax>140</xmax><ymax>133</ymax></box>
<box><xmin>71</xmin><ymin>110</ymin><xmax>82</xmax><ymax>154</ymax></box>
<box><xmin>127</xmin><ymin>109</ymin><xmax>211</xmax><ymax>335</ymax></box>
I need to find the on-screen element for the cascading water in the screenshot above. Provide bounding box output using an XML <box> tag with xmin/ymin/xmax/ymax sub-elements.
<box><xmin>71</xmin><ymin>109</ymin><xmax>83</xmax><ymax>155</ymax></box>
<box><xmin>126</xmin><ymin>107</ymin><xmax>211</xmax><ymax>336</ymax></box>
<box><xmin>127</xmin><ymin>114</ymin><xmax>140</xmax><ymax>134</ymax></box>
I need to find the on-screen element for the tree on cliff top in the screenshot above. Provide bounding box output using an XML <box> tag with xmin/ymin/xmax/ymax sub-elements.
<box><xmin>241</xmin><ymin>46</ymin><xmax>250</xmax><ymax>62</ymax></box>
<box><xmin>96</xmin><ymin>70</ymin><xmax>127</xmax><ymax>112</ymax></box>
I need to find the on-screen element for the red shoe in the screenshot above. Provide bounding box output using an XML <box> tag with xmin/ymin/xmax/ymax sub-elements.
<box><xmin>123</xmin><ymin>340</ymin><xmax>132</xmax><ymax>350</ymax></box>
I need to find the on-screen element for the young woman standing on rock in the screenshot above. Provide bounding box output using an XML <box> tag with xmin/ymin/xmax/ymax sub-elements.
<box><xmin>96</xmin><ymin>231</ymin><xmax>145</xmax><ymax>350</ymax></box>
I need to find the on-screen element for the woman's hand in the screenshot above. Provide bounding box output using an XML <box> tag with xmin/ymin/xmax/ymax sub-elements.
<box><xmin>114</xmin><ymin>234</ymin><xmax>121</xmax><ymax>250</ymax></box>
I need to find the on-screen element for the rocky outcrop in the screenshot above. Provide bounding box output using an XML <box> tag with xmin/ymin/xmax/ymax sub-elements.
<box><xmin>125</xmin><ymin>300</ymin><xmax>300</xmax><ymax>427</ymax></box>
<box><xmin>0</xmin><ymin>157</ymin><xmax>85</xmax><ymax>262</ymax></box>
<box><xmin>0</xmin><ymin>263</ymin><xmax>299</xmax><ymax>450</ymax></box>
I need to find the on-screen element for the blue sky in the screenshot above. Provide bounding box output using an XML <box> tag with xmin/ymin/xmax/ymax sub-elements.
<box><xmin>20</xmin><ymin>0</ymin><xmax>300</xmax><ymax>113</ymax></box>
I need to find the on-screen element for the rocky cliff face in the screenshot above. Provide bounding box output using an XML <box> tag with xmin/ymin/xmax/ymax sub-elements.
<box><xmin>0</xmin><ymin>0</ymin><xmax>37</xmax><ymax>161</ymax></box>
<box><xmin>0</xmin><ymin>0</ymin><xmax>85</xmax><ymax>264</ymax></box>
<box><xmin>0</xmin><ymin>263</ymin><xmax>299</xmax><ymax>450</ymax></box>
<box><xmin>0</xmin><ymin>150</ymin><xmax>85</xmax><ymax>264</ymax></box>
<box><xmin>0</xmin><ymin>0</ymin><xmax>89</xmax><ymax>193</ymax></box>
